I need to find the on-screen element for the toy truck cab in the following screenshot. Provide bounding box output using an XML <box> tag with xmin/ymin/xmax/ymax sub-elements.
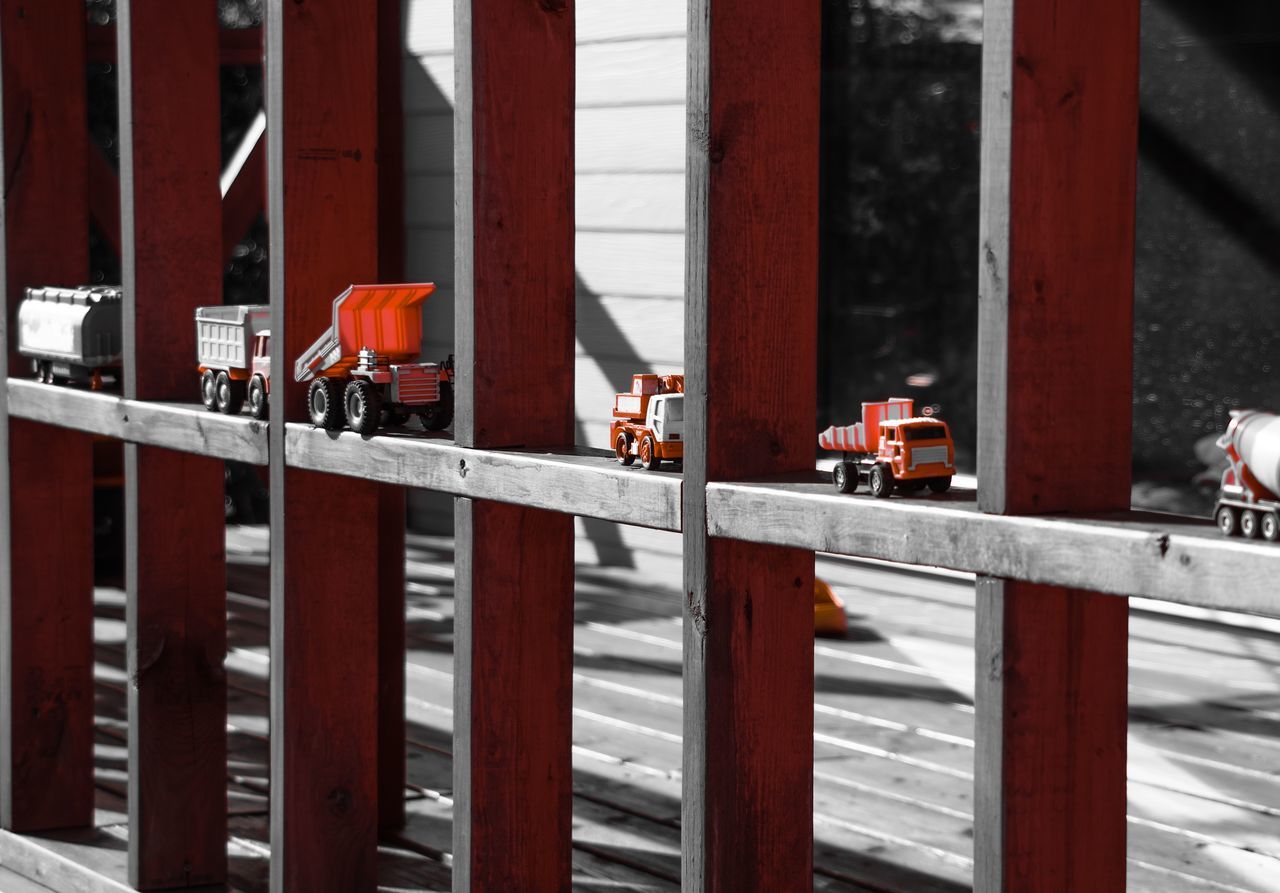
<box><xmin>820</xmin><ymin>398</ymin><xmax>955</xmax><ymax>498</ymax></box>
<box><xmin>611</xmin><ymin>373</ymin><xmax>684</xmax><ymax>470</ymax></box>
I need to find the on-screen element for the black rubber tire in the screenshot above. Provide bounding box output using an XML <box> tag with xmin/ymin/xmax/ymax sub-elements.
<box><xmin>640</xmin><ymin>436</ymin><xmax>662</xmax><ymax>471</ymax></box>
<box><xmin>1263</xmin><ymin>512</ymin><xmax>1280</xmax><ymax>543</ymax></box>
<box><xmin>308</xmin><ymin>377</ymin><xmax>345</xmax><ymax>430</ymax></box>
<box><xmin>869</xmin><ymin>464</ymin><xmax>895</xmax><ymax>499</ymax></box>
<box><xmin>928</xmin><ymin>476</ymin><xmax>952</xmax><ymax>494</ymax></box>
<box><xmin>615</xmin><ymin>432</ymin><xmax>636</xmax><ymax>466</ymax></box>
<box><xmin>418</xmin><ymin>382</ymin><xmax>454</xmax><ymax>431</ymax></box>
<box><xmin>201</xmin><ymin>370</ymin><xmax>218</xmax><ymax>410</ymax></box>
<box><xmin>833</xmin><ymin>462</ymin><xmax>858</xmax><ymax>494</ymax></box>
<box><xmin>41</xmin><ymin>361</ymin><xmax>55</xmax><ymax>384</ymax></box>
<box><xmin>215</xmin><ymin>371</ymin><xmax>245</xmax><ymax>415</ymax></box>
<box><xmin>1216</xmin><ymin>505</ymin><xmax>1238</xmax><ymax>537</ymax></box>
<box><xmin>248</xmin><ymin>375</ymin><xmax>269</xmax><ymax>420</ymax></box>
<box><xmin>1242</xmin><ymin>510</ymin><xmax>1260</xmax><ymax>540</ymax></box>
<box><xmin>345</xmin><ymin>379</ymin><xmax>382</xmax><ymax>436</ymax></box>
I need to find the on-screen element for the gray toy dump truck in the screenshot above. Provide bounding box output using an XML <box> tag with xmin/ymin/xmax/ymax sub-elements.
<box><xmin>18</xmin><ymin>285</ymin><xmax>124</xmax><ymax>387</ymax></box>
<box><xmin>196</xmin><ymin>304</ymin><xmax>271</xmax><ymax>418</ymax></box>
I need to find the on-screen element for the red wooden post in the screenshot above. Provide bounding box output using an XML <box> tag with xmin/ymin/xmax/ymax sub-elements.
<box><xmin>0</xmin><ymin>0</ymin><xmax>95</xmax><ymax>834</ymax></box>
<box><xmin>975</xmin><ymin>0</ymin><xmax>1140</xmax><ymax>888</ymax></box>
<box><xmin>451</xmin><ymin>0</ymin><xmax>576</xmax><ymax>888</ymax></box>
<box><xmin>266</xmin><ymin>1</ymin><xmax>382</xmax><ymax>889</ymax></box>
<box><xmin>682</xmin><ymin>0</ymin><xmax>821</xmax><ymax>888</ymax></box>
<box><xmin>117</xmin><ymin>1</ymin><xmax>228</xmax><ymax>887</ymax></box>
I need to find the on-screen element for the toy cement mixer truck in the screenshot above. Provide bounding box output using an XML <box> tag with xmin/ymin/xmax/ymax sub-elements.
<box><xmin>1215</xmin><ymin>410</ymin><xmax>1280</xmax><ymax>541</ymax></box>
<box><xmin>819</xmin><ymin>397</ymin><xmax>954</xmax><ymax>498</ymax></box>
<box><xmin>294</xmin><ymin>283</ymin><xmax>453</xmax><ymax>435</ymax></box>
<box><xmin>18</xmin><ymin>285</ymin><xmax>123</xmax><ymax>387</ymax></box>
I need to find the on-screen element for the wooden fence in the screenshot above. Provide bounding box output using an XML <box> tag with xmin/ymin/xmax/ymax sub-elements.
<box><xmin>0</xmin><ymin>0</ymin><xmax>1272</xmax><ymax>891</ymax></box>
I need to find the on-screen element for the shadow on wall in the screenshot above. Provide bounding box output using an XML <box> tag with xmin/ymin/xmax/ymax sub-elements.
<box><xmin>401</xmin><ymin>22</ymin><xmax>656</xmax><ymax>569</ymax></box>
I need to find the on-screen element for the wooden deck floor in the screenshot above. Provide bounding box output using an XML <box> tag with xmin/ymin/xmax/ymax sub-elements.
<box><xmin>3</xmin><ymin>524</ymin><xmax>1280</xmax><ymax>891</ymax></box>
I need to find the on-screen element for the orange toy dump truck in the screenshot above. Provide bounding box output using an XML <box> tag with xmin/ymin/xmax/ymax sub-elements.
<box><xmin>294</xmin><ymin>283</ymin><xmax>453</xmax><ymax>435</ymax></box>
<box><xmin>819</xmin><ymin>397</ymin><xmax>954</xmax><ymax>498</ymax></box>
<box><xmin>611</xmin><ymin>374</ymin><xmax>684</xmax><ymax>470</ymax></box>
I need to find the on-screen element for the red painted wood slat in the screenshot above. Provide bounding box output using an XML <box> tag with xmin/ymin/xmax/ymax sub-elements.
<box><xmin>975</xmin><ymin>0</ymin><xmax>1141</xmax><ymax>888</ymax></box>
<box><xmin>266</xmin><ymin>0</ymin><xmax>383</xmax><ymax>888</ymax></box>
<box><xmin>451</xmin><ymin>0</ymin><xmax>576</xmax><ymax>888</ymax></box>
<box><xmin>117</xmin><ymin>1</ymin><xmax>228</xmax><ymax>887</ymax></box>
<box><xmin>682</xmin><ymin>0</ymin><xmax>821</xmax><ymax>888</ymax></box>
<box><xmin>0</xmin><ymin>0</ymin><xmax>94</xmax><ymax>834</ymax></box>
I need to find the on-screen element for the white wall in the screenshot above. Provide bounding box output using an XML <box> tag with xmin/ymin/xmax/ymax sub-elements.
<box><xmin>402</xmin><ymin>0</ymin><xmax>687</xmax><ymax>573</ymax></box>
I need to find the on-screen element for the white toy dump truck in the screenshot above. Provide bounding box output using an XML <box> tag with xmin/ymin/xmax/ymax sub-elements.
<box><xmin>1215</xmin><ymin>409</ymin><xmax>1280</xmax><ymax>541</ymax></box>
<box><xmin>293</xmin><ymin>283</ymin><xmax>454</xmax><ymax>435</ymax></box>
<box><xmin>18</xmin><ymin>285</ymin><xmax>123</xmax><ymax>387</ymax></box>
<box><xmin>196</xmin><ymin>304</ymin><xmax>271</xmax><ymax>418</ymax></box>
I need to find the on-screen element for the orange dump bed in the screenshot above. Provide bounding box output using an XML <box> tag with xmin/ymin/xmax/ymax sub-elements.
<box><xmin>294</xmin><ymin>283</ymin><xmax>436</xmax><ymax>382</ymax></box>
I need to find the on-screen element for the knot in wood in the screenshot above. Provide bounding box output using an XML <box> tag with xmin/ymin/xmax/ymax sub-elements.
<box><xmin>327</xmin><ymin>786</ymin><xmax>353</xmax><ymax>816</ymax></box>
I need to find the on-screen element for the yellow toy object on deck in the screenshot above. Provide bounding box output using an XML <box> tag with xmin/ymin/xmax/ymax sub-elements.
<box><xmin>814</xmin><ymin>578</ymin><xmax>848</xmax><ymax>637</ymax></box>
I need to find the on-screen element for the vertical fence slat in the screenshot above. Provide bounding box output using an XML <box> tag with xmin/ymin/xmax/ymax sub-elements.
<box><xmin>0</xmin><ymin>0</ymin><xmax>95</xmax><ymax>834</ymax></box>
<box><xmin>682</xmin><ymin>0</ymin><xmax>821</xmax><ymax>888</ymax></box>
<box><xmin>267</xmin><ymin>1</ymin><xmax>382</xmax><ymax>889</ymax></box>
<box><xmin>117</xmin><ymin>2</ymin><xmax>227</xmax><ymax>887</ymax></box>
<box><xmin>451</xmin><ymin>0</ymin><xmax>576</xmax><ymax>888</ymax></box>
<box><xmin>976</xmin><ymin>0</ymin><xmax>1140</xmax><ymax>888</ymax></box>
<box><xmin>376</xmin><ymin>0</ymin><xmax>408</xmax><ymax>835</ymax></box>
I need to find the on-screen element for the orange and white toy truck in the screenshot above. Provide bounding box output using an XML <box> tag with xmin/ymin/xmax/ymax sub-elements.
<box><xmin>611</xmin><ymin>374</ymin><xmax>684</xmax><ymax>470</ymax></box>
<box><xmin>819</xmin><ymin>397</ymin><xmax>954</xmax><ymax>498</ymax></box>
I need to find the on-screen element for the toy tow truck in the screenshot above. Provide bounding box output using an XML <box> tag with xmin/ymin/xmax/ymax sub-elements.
<box><xmin>819</xmin><ymin>397</ymin><xmax>954</xmax><ymax>498</ymax></box>
<box><xmin>196</xmin><ymin>304</ymin><xmax>271</xmax><ymax>418</ymax></box>
<box><xmin>294</xmin><ymin>283</ymin><xmax>453</xmax><ymax>435</ymax></box>
<box><xmin>611</xmin><ymin>373</ymin><xmax>684</xmax><ymax>470</ymax></box>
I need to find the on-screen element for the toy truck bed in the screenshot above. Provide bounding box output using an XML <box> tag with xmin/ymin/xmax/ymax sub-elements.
<box><xmin>294</xmin><ymin>283</ymin><xmax>436</xmax><ymax>382</ymax></box>
<box><xmin>18</xmin><ymin>285</ymin><xmax>124</xmax><ymax>383</ymax></box>
<box><xmin>196</xmin><ymin>305</ymin><xmax>270</xmax><ymax>376</ymax></box>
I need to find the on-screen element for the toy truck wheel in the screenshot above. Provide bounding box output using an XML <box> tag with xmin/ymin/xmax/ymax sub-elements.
<box><xmin>833</xmin><ymin>462</ymin><xmax>857</xmax><ymax>494</ymax></box>
<box><xmin>201</xmin><ymin>370</ymin><xmax>218</xmax><ymax>410</ymax></box>
<box><xmin>215</xmin><ymin>371</ymin><xmax>245</xmax><ymax>415</ymax></box>
<box><xmin>615</xmin><ymin>432</ymin><xmax>635</xmax><ymax>466</ymax></box>
<box><xmin>248</xmin><ymin>375</ymin><xmax>269</xmax><ymax>420</ymax></box>
<box><xmin>345</xmin><ymin>379</ymin><xmax>382</xmax><ymax>435</ymax></box>
<box><xmin>640</xmin><ymin>436</ymin><xmax>662</xmax><ymax>470</ymax></box>
<box><xmin>418</xmin><ymin>382</ymin><xmax>454</xmax><ymax>431</ymax></box>
<box><xmin>869</xmin><ymin>464</ymin><xmax>895</xmax><ymax>499</ymax></box>
<box><xmin>928</xmin><ymin>476</ymin><xmax>952</xmax><ymax>494</ymax></box>
<box><xmin>308</xmin><ymin>377</ymin><xmax>345</xmax><ymax>430</ymax></box>
<box><xmin>1216</xmin><ymin>505</ymin><xmax>1238</xmax><ymax>537</ymax></box>
<box><xmin>1263</xmin><ymin>512</ymin><xmax>1280</xmax><ymax>542</ymax></box>
<box><xmin>1241</xmin><ymin>510</ymin><xmax>1260</xmax><ymax>539</ymax></box>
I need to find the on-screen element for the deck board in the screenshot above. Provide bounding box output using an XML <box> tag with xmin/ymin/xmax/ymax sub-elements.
<box><xmin>4</xmin><ymin>525</ymin><xmax>1280</xmax><ymax>891</ymax></box>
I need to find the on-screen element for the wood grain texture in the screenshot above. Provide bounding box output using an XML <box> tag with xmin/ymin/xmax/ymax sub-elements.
<box><xmin>1</xmin><ymin>420</ymin><xmax>94</xmax><ymax>832</ymax></box>
<box><xmin>681</xmin><ymin>0</ymin><xmax>820</xmax><ymax>888</ymax></box>
<box><xmin>6</xmin><ymin>381</ymin><xmax>268</xmax><ymax>465</ymax></box>
<box><xmin>117</xmin><ymin>2</ymin><xmax>227</xmax><ymax>884</ymax></box>
<box><xmin>451</xmin><ymin>1</ymin><xmax>576</xmax><ymax>888</ymax></box>
<box><xmin>285</xmin><ymin>425</ymin><xmax>680</xmax><ymax>530</ymax></box>
<box><xmin>0</xmin><ymin>0</ymin><xmax>94</xmax><ymax>835</ymax></box>
<box><xmin>124</xmin><ymin>447</ymin><xmax>226</xmax><ymax>889</ymax></box>
<box><xmin>453</xmin><ymin>499</ymin><xmax>575</xmax><ymax>892</ymax></box>
<box><xmin>453</xmin><ymin>0</ymin><xmax>574</xmax><ymax>450</ymax></box>
<box><xmin>975</xmin><ymin>1</ymin><xmax>1140</xmax><ymax>889</ymax></box>
<box><xmin>266</xmin><ymin>0</ymin><xmax>383</xmax><ymax>889</ymax></box>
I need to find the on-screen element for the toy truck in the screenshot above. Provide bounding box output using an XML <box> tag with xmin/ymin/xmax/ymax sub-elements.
<box><xmin>294</xmin><ymin>283</ymin><xmax>453</xmax><ymax>435</ymax></box>
<box><xmin>17</xmin><ymin>285</ymin><xmax>123</xmax><ymax>387</ymax></box>
<box><xmin>611</xmin><ymin>373</ymin><xmax>684</xmax><ymax>470</ymax></box>
<box><xmin>1214</xmin><ymin>409</ymin><xmax>1280</xmax><ymax>541</ymax></box>
<box><xmin>819</xmin><ymin>397</ymin><xmax>954</xmax><ymax>498</ymax></box>
<box><xmin>196</xmin><ymin>304</ymin><xmax>271</xmax><ymax>418</ymax></box>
